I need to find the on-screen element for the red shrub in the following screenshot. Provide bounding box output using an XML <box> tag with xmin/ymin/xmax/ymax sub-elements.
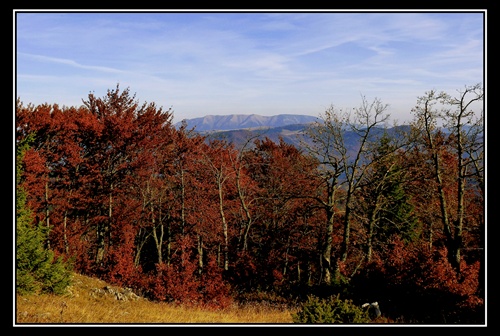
<box><xmin>199</xmin><ymin>256</ymin><xmax>233</xmax><ymax>309</ymax></box>
<box><xmin>354</xmin><ymin>236</ymin><xmax>484</xmax><ymax>323</ymax></box>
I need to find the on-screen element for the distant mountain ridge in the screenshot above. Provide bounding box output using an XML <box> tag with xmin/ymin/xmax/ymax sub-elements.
<box><xmin>204</xmin><ymin>123</ymin><xmax>311</xmax><ymax>149</ymax></box>
<box><xmin>176</xmin><ymin>114</ymin><xmax>413</xmax><ymax>157</ymax></box>
<box><xmin>177</xmin><ymin>114</ymin><xmax>319</xmax><ymax>132</ymax></box>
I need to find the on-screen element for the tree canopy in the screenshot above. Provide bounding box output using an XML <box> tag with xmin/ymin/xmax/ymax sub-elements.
<box><xmin>15</xmin><ymin>84</ymin><xmax>484</xmax><ymax>323</ymax></box>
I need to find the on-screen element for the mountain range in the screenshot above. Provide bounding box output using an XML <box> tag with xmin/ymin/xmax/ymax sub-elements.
<box><xmin>177</xmin><ymin>113</ymin><xmax>412</xmax><ymax>155</ymax></box>
<box><xmin>176</xmin><ymin>114</ymin><xmax>319</xmax><ymax>132</ymax></box>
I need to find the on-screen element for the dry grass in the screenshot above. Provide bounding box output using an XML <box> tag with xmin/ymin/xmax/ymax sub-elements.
<box><xmin>15</xmin><ymin>273</ymin><xmax>296</xmax><ymax>325</ymax></box>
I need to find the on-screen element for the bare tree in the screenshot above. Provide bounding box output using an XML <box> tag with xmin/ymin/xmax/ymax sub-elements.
<box><xmin>202</xmin><ymin>140</ymin><xmax>238</xmax><ymax>271</ymax></box>
<box><xmin>303</xmin><ymin>95</ymin><xmax>390</xmax><ymax>284</ymax></box>
<box><xmin>410</xmin><ymin>83</ymin><xmax>484</xmax><ymax>273</ymax></box>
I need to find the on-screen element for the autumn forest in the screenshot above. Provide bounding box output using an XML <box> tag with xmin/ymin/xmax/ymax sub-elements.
<box><xmin>15</xmin><ymin>83</ymin><xmax>485</xmax><ymax>324</ymax></box>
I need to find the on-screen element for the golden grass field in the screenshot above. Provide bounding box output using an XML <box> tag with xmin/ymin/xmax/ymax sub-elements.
<box><xmin>15</xmin><ymin>273</ymin><xmax>297</xmax><ymax>325</ymax></box>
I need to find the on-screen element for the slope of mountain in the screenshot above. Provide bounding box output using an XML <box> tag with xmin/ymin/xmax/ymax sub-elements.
<box><xmin>177</xmin><ymin>113</ymin><xmax>412</xmax><ymax>157</ymax></box>
<box><xmin>176</xmin><ymin>114</ymin><xmax>319</xmax><ymax>132</ymax></box>
<box><xmin>203</xmin><ymin>123</ymin><xmax>412</xmax><ymax>157</ymax></box>
<box><xmin>202</xmin><ymin>123</ymin><xmax>311</xmax><ymax>149</ymax></box>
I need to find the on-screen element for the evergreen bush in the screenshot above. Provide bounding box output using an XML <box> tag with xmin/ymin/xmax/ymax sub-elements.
<box><xmin>16</xmin><ymin>136</ymin><xmax>73</xmax><ymax>295</ymax></box>
<box><xmin>292</xmin><ymin>294</ymin><xmax>371</xmax><ymax>323</ymax></box>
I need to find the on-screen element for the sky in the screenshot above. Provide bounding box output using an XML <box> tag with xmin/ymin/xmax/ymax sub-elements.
<box><xmin>15</xmin><ymin>10</ymin><xmax>485</xmax><ymax>124</ymax></box>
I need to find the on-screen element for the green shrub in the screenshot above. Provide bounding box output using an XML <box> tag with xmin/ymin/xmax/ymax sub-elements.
<box><xmin>16</xmin><ymin>135</ymin><xmax>73</xmax><ymax>295</ymax></box>
<box><xmin>292</xmin><ymin>294</ymin><xmax>371</xmax><ymax>323</ymax></box>
<box><xmin>16</xmin><ymin>221</ymin><xmax>73</xmax><ymax>295</ymax></box>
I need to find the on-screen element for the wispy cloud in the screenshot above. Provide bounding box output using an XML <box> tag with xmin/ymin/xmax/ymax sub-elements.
<box><xmin>15</xmin><ymin>11</ymin><xmax>484</xmax><ymax>123</ymax></box>
<box><xmin>18</xmin><ymin>53</ymin><xmax>126</xmax><ymax>74</ymax></box>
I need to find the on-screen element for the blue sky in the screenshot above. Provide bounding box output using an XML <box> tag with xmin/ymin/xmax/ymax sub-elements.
<box><xmin>15</xmin><ymin>10</ymin><xmax>485</xmax><ymax>124</ymax></box>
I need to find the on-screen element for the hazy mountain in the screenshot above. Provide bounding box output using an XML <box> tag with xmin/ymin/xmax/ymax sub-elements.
<box><xmin>203</xmin><ymin>123</ymin><xmax>412</xmax><ymax>156</ymax></box>
<box><xmin>203</xmin><ymin>123</ymin><xmax>312</xmax><ymax>149</ymax></box>
<box><xmin>177</xmin><ymin>113</ymin><xmax>413</xmax><ymax>157</ymax></box>
<box><xmin>176</xmin><ymin>114</ymin><xmax>319</xmax><ymax>132</ymax></box>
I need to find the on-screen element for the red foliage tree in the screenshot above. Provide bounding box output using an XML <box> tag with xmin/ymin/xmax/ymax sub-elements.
<box><xmin>15</xmin><ymin>84</ymin><xmax>484</xmax><ymax>322</ymax></box>
<box><xmin>242</xmin><ymin>137</ymin><xmax>321</xmax><ymax>288</ymax></box>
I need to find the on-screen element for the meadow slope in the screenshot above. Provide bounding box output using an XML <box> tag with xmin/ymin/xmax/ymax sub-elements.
<box><xmin>15</xmin><ymin>272</ymin><xmax>296</xmax><ymax>325</ymax></box>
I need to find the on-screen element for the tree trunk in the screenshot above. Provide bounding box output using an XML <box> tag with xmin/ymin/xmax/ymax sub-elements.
<box><xmin>45</xmin><ymin>180</ymin><xmax>51</xmax><ymax>249</ymax></box>
<box><xmin>237</xmin><ymin>176</ymin><xmax>253</xmax><ymax>252</ymax></box>
<box><xmin>218</xmin><ymin>177</ymin><xmax>229</xmax><ymax>271</ymax></box>
<box><xmin>180</xmin><ymin>168</ymin><xmax>186</xmax><ymax>236</ymax></box>
<box><xmin>63</xmin><ymin>211</ymin><xmax>69</xmax><ymax>254</ymax></box>
<box><xmin>151</xmin><ymin>200</ymin><xmax>164</xmax><ymax>265</ymax></box>
<box><xmin>97</xmin><ymin>191</ymin><xmax>112</xmax><ymax>265</ymax></box>
<box><xmin>366</xmin><ymin>206</ymin><xmax>377</xmax><ymax>263</ymax></box>
<box><xmin>322</xmin><ymin>204</ymin><xmax>334</xmax><ymax>285</ymax></box>
<box><xmin>197</xmin><ymin>235</ymin><xmax>203</xmax><ymax>275</ymax></box>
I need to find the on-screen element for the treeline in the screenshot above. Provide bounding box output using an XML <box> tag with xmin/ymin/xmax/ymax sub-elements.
<box><xmin>15</xmin><ymin>84</ymin><xmax>484</xmax><ymax>323</ymax></box>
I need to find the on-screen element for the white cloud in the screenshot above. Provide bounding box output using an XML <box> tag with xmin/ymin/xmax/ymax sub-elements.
<box><xmin>15</xmin><ymin>11</ymin><xmax>485</xmax><ymax>124</ymax></box>
<box><xmin>18</xmin><ymin>53</ymin><xmax>126</xmax><ymax>74</ymax></box>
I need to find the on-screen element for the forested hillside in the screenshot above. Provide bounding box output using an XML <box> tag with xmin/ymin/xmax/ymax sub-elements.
<box><xmin>15</xmin><ymin>84</ymin><xmax>485</xmax><ymax>324</ymax></box>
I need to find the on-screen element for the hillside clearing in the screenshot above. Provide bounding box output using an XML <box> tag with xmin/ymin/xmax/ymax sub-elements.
<box><xmin>15</xmin><ymin>273</ymin><xmax>296</xmax><ymax>325</ymax></box>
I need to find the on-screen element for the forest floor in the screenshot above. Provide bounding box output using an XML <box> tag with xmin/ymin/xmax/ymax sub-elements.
<box><xmin>14</xmin><ymin>272</ymin><xmax>296</xmax><ymax>325</ymax></box>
